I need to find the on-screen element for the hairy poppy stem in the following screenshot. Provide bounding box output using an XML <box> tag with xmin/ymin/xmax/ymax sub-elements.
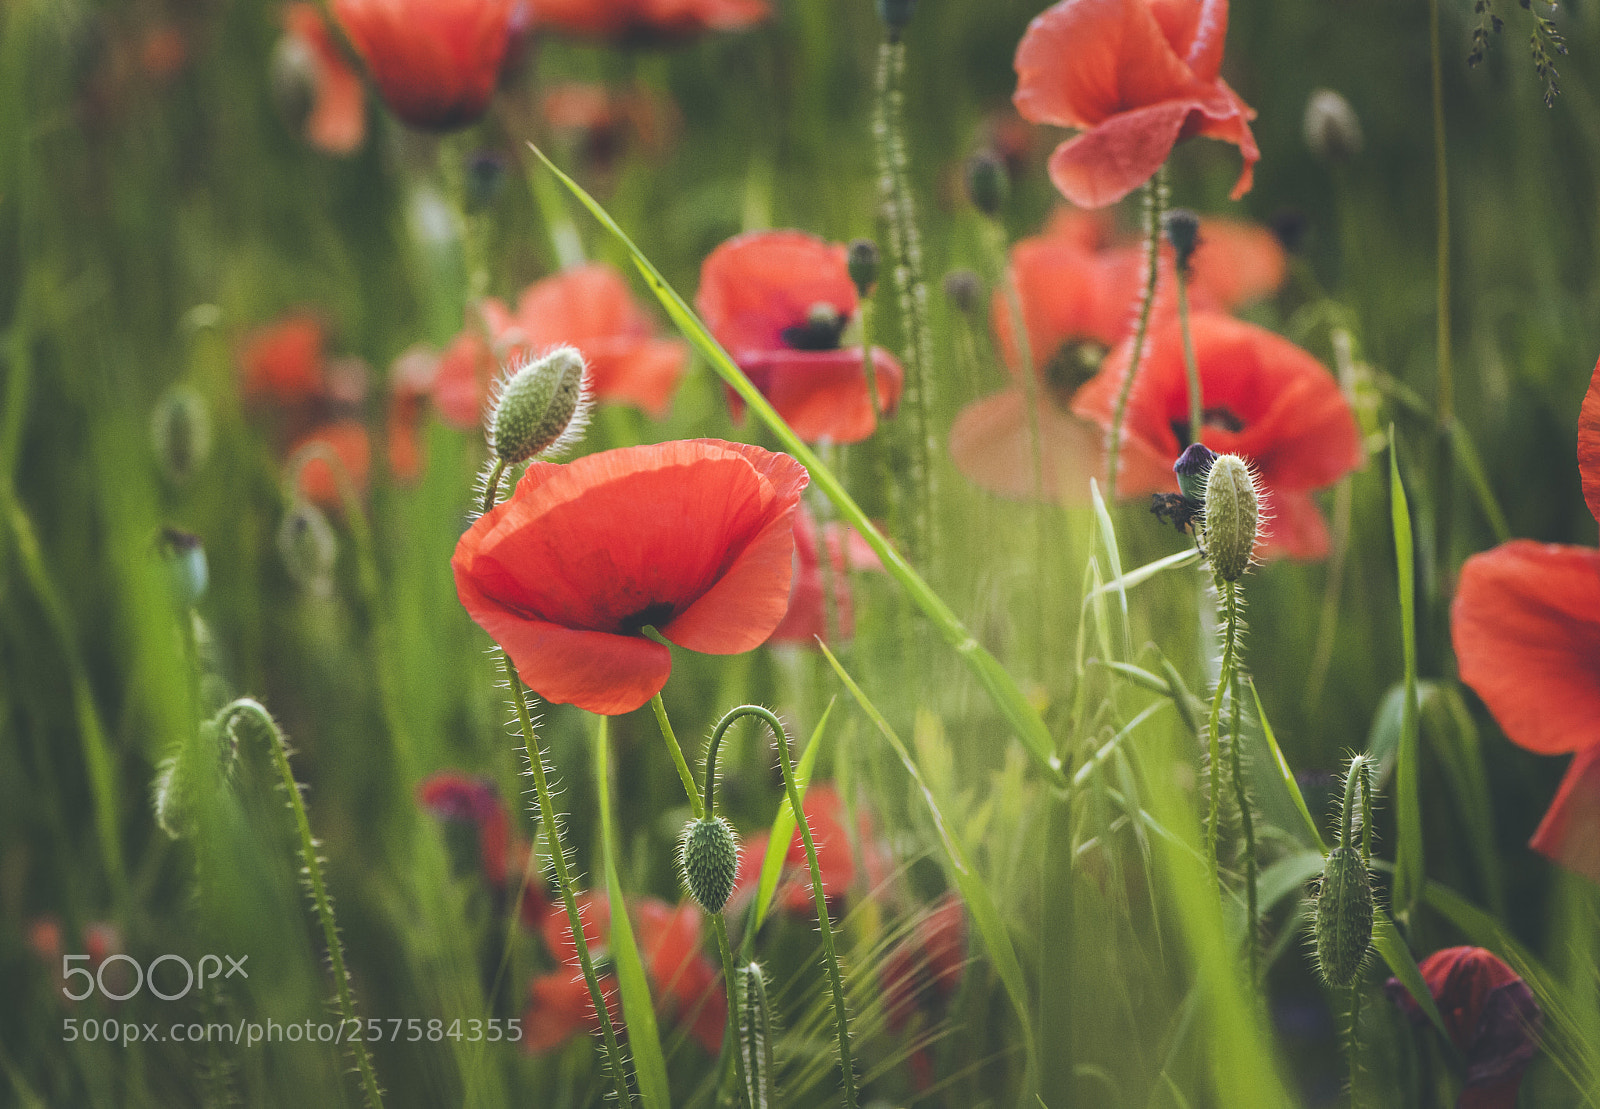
<box><xmin>218</xmin><ymin>700</ymin><xmax>384</xmax><ymax>1109</ymax></box>
<box><xmin>1105</xmin><ymin>167</ymin><xmax>1168</xmax><ymax>502</ymax></box>
<box><xmin>710</xmin><ymin>705</ymin><xmax>857</xmax><ymax>1108</ymax></box>
<box><xmin>1347</xmin><ymin>982</ymin><xmax>1362</xmax><ymax>1108</ymax></box>
<box><xmin>1205</xmin><ymin>578</ymin><xmax>1239</xmax><ymax>887</ymax></box>
<box><xmin>709</xmin><ymin>912</ymin><xmax>752</xmax><ymax>1108</ymax></box>
<box><xmin>1227</xmin><ymin>647</ymin><xmax>1258</xmax><ymax>989</ymax></box>
<box><xmin>651</xmin><ymin>691</ymin><xmax>705</xmax><ymax>819</ymax></box>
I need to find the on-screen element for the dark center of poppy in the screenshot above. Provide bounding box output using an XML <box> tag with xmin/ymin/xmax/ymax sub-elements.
<box><xmin>1171</xmin><ymin>406</ymin><xmax>1246</xmax><ymax>449</ymax></box>
<box><xmin>1041</xmin><ymin>338</ymin><xmax>1107</xmax><ymax>405</ymax></box>
<box><xmin>780</xmin><ymin>302</ymin><xmax>848</xmax><ymax>351</ymax></box>
<box><xmin>619</xmin><ymin>601</ymin><xmax>677</xmax><ymax>637</ymax></box>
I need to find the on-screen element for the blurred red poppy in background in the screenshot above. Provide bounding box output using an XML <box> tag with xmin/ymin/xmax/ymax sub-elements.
<box><xmin>697</xmin><ymin>231</ymin><xmax>903</xmax><ymax>444</ymax></box>
<box><xmin>731</xmin><ymin>784</ymin><xmax>891</xmax><ymax>915</ymax></box>
<box><xmin>454</xmin><ymin>440</ymin><xmax>807</xmax><ymax>714</ymax></box>
<box><xmin>535</xmin><ymin>0</ymin><xmax>767</xmax><ymax>43</ymax></box>
<box><xmin>242</xmin><ymin>314</ymin><xmax>327</xmax><ymax>403</ymax></box>
<box><xmin>1071</xmin><ymin>313</ymin><xmax>1362</xmax><ymax>557</ymax></box>
<box><xmin>525</xmin><ymin>893</ymin><xmax>620</xmax><ymax>1053</ymax></box>
<box><xmin>768</xmin><ymin>509</ymin><xmax>883</xmax><ymax>648</ymax></box>
<box><xmin>1013</xmin><ymin>0</ymin><xmax>1259</xmax><ymax>209</ymax></box>
<box><xmin>883</xmin><ymin>893</ymin><xmax>968</xmax><ymax>1090</ymax></box>
<box><xmin>1453</xmin><ymin>356</ymin><xmax>1600</xmax><ymax>884</ymax></box>
<box><xmin>333</xmin><ymin>0</ymin><xmax>518</xmax><ymax>131</ymax></box>
<box><xmin>635</xmin><ymin>898</ymin><xmax>726</xmax><ymax>1053</ymax></box>
<box><xmin>282</xmin><ymin>4</ymin><xmax>366</xmax><ymax>155</ymax></box>
<box><xmin>417</xmin><ymin>773</ymin><xmax>512</xmax><ymax>888</ymax></box>
<box><xmin>288</xmin><ymin>420</ymin><xmax>371</xmax><ymax>506</ymax></box>
<box><xmin>385</xmin><ymin>344</ymin><xmax>439</xmax><ymax>482</ymax></box>
<box><xmin>1385</xmin><ymin>947</ymin><xmax>1542</xmax><ymax>1109</ymax></box>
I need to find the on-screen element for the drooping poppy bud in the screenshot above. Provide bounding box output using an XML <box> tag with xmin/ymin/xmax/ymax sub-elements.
<box><xmin>1203</xmin><ymin>453</ymin><xmax>1260</xmax><ymax>583</ymax></box>
<box><xmin>1314</xmin><ymin>755</ymin><xmax>1375</xmax><ymax>988</ymax></box>
<box><xmin>847</xmin><ymin>238</ymin><xmax>880</xmax><ymax>299</ymax></box>
<box><xmin>489</xmin><ymin>345</ymin><xmax>588</xmax><ymax>465</ymax></box>
<box><xmin>679</xmin><ymin>815</ymin><xmax>740</xmax><ymax>914</ymax></box>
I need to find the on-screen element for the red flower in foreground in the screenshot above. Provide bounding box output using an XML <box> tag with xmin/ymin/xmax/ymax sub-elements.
<box><xmin>768</xmin><ymin>509</ymin><xmax>883</xmax><ymax>648</ymax></box>
<box><xmin>1386</xmin><ymin>947</ymin><xmax>1541</xmax><ymax>1109</ymax></box>
<box><xmin>534</xmin><ymin>0</ymin><xmax>767</xmax><ymax>43</ymax></box>
<box><xmin>697</xmin><ymin>231</ymin><xmax>904</xmax><ymax>444</ymax></box>
<box><xmin>1071</xmin><ymin>313</ymin><xmax>1362</xmax><ymax>557</ymax></box>
<box><xmin>283</xmin><ymin>4</ymin><xmax>366</xmax><ymax>155</ymax></box>
<box><xmin>1013</xmin><ymin>0</ymin><xmax>1259</xmax><ymax>209</ymax></box>
<box><xmin>454</xmin><ymin>440</ymin><xmax>808</xmax><ymax>714</ymax></box>
<box><xmin>1453</xmin><ymin>356</ymin><xmax>1600</xmax><ymax>884</ymax></box>
<box><xmin>333</xmin><ymin>0</ymin><xmax>518</xmax><ymax>131</ymax></box>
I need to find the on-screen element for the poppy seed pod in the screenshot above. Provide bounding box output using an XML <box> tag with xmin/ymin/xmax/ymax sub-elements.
<box><xmin>679</xmin><ymin>816</ymin><xmax>739</xmax><ymax>913</ymax></box>
<box><xmin>1162</xmin><ymin>209</ymin><xmax>1202</xmax><ymax>275</ymax></box>
<box><xmin>877</xmin><ymin>0</ymin><xmax>916</xmax><ymax>39</ymax></box>
<box><xmin>1303</xmin><ymin>89</ymin><xmax>1363</xmax><ymax>165</ymax></box>
<box><xmin>965</xmin><ymin>151</ymin><xmax>1009</xmax><ymax>218</ymax></box>
<box><xmin>1202</xmin><ymin>454</ymin><xmax>1259</xmax><ymax>582</ymax></box>
<box><xmin>847</xmin><ymin>238</ymin><xmax>880</xmax><ymax>298</ymax></box>
<box><xmin>489</xmin><ymin>345</ymin><xmax>588</xmax><ymax>465</ymax></box>
<box><xmin>278</xmin><ymin>500</ymin><xmax>338</xmax><ymax>591</ymax></box>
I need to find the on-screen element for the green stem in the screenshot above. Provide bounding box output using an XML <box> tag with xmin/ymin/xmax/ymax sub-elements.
<box><xmin>505</xmin><ymin>659</ymin><xmax>634</xmax><ymax>1109</ymax></box>
<box><xmin>711</xmin><ymin>705</ymin><xmax>856</xmax><ymax>1108</ymax></box>
<box><xmin>1106</xmin><ymin>168</ymin><xmax>1168</xmax><ymax>502</ymax></box>
<box><xmin>1176</xmin><ymin>263</ymin><xmax>1202</xmax><ymax>448</ymax></box>
<box><xmin>1205</xmin><ymin>577</ymin><xmax>1239</xmax><ymax>887</ymax></box>
<box><xmin>710</xmin><ymin>913</ymin><xmax>751</xmax><ymax>1108</ymax></box>
<box><xmin>480</xmin><ymin>457</ymin><xmax>507</xmax><ymax>517</ymax></box>
<box><xmin>1227</xmin><ymin>644</ymin><xmax>1258</xmax><ymax>990</ymax></box>
<box><xmin>1347</xmin><ymin>983</ymin><xmax>1362</xmax><ymax>1109</ymax></box>
<box><xmin>651</xmin><ymin>691</ymin><xmax>704</xmax><ymax>820</ymax></box>
<box><xmin>220</xmin><ymin>700</ymin><xmax>383</xmax><ymax>1109</ymax></box>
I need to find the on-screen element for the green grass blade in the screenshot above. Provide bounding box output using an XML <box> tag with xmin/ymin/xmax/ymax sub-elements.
<box><xmin>1247</xmin><ymin>679</ymin><xmax>1323</xmax><ymax>852</ymax></box>
<box><xmin>528</xmin><ymin>144</ymin><xmax>1062</xmax><ymax>787</ymax></box>
<box><xmin>594</xmin><ymin>717</ymin><xmax>671</xmax><ymax>1109</ymax></box>
<box><xmin>1371</xmin><ymin>909</ymin><xmax>1450</xmax><ymax>1040</ymax></box>
<box><xmin>752</xmin><ymin>697</ymin><xmax>833</xmax><ymax>932</ymax></box>
<box><xmin>818</xmin><ymin>641</ymin><xmax>1039</xmax><ymax>1100</ymax></box>
<box><xmin>1087</xmin><ymin>548</ymin><xmax>1202</xmax><ymax>599</ymax></box>
<box><xmin>1388</xmin><ymin>426</ymin><xmax>1424</xmax><ymax>919</ymax></box>
<box><xmin>1449</xmin><ymin>421</ymin><xmax>1512</xmax><ymax>543</ymax></box>
<box><xmin>1089</xmin><ymin>479</ymin><xmax>1132</xmax><ymax>660</ymax></box>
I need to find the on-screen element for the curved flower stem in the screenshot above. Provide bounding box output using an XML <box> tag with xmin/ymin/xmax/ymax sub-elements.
<box><xmin>219</xmin><ymin>699</ymin><xmax>383</xmax><ymax>1109</ymax></box>
<box><xmin>505</xmin><ymin>659</ymin><xmax>633</xmax><ymax>1109</ymax></box>
<box><xmin>711</xmin><ymin>705</ymin><xmax>856</xmax><ymax>1108</ymax></box>
<box><xmin>1105</xmin><ymin>167</ymin><xmax>1168</xmax><ymax>502</ymax></box>
<box><xmin>1205</xmin><ymin>577</ymin><xmax>1239</xmax><ymax>887</ymax></box>
<box><xmin>651</xmin><ymin>691</ymin><xmax>704</xmax><ymax>820</ymax></box>
<box><xmin>1176</xmin><ymin>261</ymin><xmax>1202</xmax><ymax>448</ymax></box>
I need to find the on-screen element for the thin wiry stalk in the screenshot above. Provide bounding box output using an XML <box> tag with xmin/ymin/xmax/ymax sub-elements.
<box><xmin>1226</xmin><ymin>637</ymin><xmax>1258</xmax><ymax>990</ymax></box>
<box><xmin>652</xmin><ymin>691</ymin><xmax>704</xmax><ymax>819</ymax></box>
<box><xmin>1175</xmin><ymin>260</ymin><xmax>1202</xmax><ymax>448</ymax></box>
<box><xmin>711</xmin><ymin>705</ymin><xmax>857</xmax><ymax>1108</ymax></box>
<box><xmin>1204</xmin><ymin>578</ymin><xmax>1239</xmax><ymax>887</ymax></box>
<box><xmin>874</xmin><ymin>39</ymin><xmax>935</xmax><ymax>567</ymax></box>
<box><xmin>219</xmin><ymin>699</ymin><xmax>383</xmax><ymax>1109</ymax></box>
<box><xmin>1106</xmin><ymin>168</ymin><xmax>1168</xmax><ymax>502</ymax></box>
<box><xmin>711</xmin><ymin>913</ymin><xmax>752</xmax><ymax>1108</ymax></box>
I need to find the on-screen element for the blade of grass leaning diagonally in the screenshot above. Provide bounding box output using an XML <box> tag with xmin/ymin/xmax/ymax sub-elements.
<box><xmin>1388</xmin><ymin>426</ymin><xmax>1425</xmax><ymax>921</ymax></box>
<box><xmin>595</xmin><ymin>716</ymin><xmax>671</xmax><ymax>1109</ymax></box>
<box><xmin>817</xmin><ymin>641</ymin><xmax>1039</xmax><ymax>1103</ymax></box>
<box><xmin>527</xmin><ymin>145</ymin><xmax>1062</xmax><ymax>788</ymax></box>
<box><xmin>752</xmin><ymin>698</ymin><xmax>833</xmax><ymax>933</ymax></box>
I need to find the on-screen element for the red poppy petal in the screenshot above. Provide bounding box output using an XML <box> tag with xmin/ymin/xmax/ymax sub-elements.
<box><xmin>1046</xmin><ymin>100</ymin><xmax>1195</xmax><ymax>210</ymax></box>
<box><xmin>291</xmin><ymin>421</ymin><xmax>371</xmax><ymax>506</ymax></box>
<box><xmin>697</xmin><ymin>231</ymin><xmax>856</xmax><ymax>354</ymax></box>
<box><xmin>1579</xmin><ymin>356</ymin><xmax>1600</xmax><ymax>527</ymax></box>
<box><xmin>1193</xmin><ymin>79</ymin><xmax>1259</xmax><ymax>201</ymax></box>
<box><xmin>737</xmin><ymin>348</ymin><xmax>902</xmax><ymax>444</ymax></box>
<box><xmin>477</xmin><ymin>605</ymin><xmax>672</xmax><ymax>714</ymax></box>
<box><xmin>1189</xmin><ymin>220</ymin><xmax>1286</xmax><ymax>310</ymax></box>
<box><xmin>1528</xmin><ymin>742</ymin><xmax>1600</xmax><ymax>883</ymax></box>
<box><xmin>950</xmin><ymin>388</ymin><xmax>1104</xmax><ymax>506</ymax></box>
<box><xmin>587</xmin><ymin>338</ymin><xmax>689</xmax><ymax>419</ymax></box>
<box><xmin>1259</xmin><ymin>488</ymin><xmax>1330</xmax><ymax>561</ymax></box>
<box><xmin>1453</xmin><ymin>541</ymin><xmax>1600</xmax><ymax>756</ymax></box>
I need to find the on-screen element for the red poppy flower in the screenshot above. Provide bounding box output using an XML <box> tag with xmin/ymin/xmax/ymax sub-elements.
<box><xmin>432</xmin><ymin>326</ymin><xmax>500</xmax><ymax>430</ymax></box>
<box><xmin>1385</xmin><ymin>947</ymin><xmax>1542</xmax><ymax>1109</ymax></box>
<box><xmin>697</xmin><ymin>231</ymin><xmax>904</xmax><ymax>444</ymax></box>
<box><xmin>453</xmin><ymin>440</ymin><xmax>808</xmax><ymax>715</ymax></box>
<box><xmin>534</xmin><ymin>0</ymin><xmax>768</xmax><ymax>42</ymax></box>
<box><xmin>768</xmin><ymin>509</ymin><xmax>883</xmax><ymax>648</ymax></box>
<box><xmin>882</xmin><ymin>893</ymin><xmax>967</xmax><ymax>1088</ymax></box>
<box><xmin>241</xmin><ymin>314</ymin><xmax>327</xmax><ymax>403</ymax></box>
<box><xmin>1452</xmin><ymin>357</ymin><xmax>1600</xmax><ymax>883</ymax></box>
<box><xmin>333</xmin><ymin>0</ymin><xmax>518</xmax><ymax>131</ymax></box>
<box><xmin>288</xmin><ymin>420</ymin><xmax>372</xmax><ymax>507</ymax></box>
<box><xmin>283</xmin><ymin>4</ymin><xmax>366</xmax><ymax>155</ymax></box>
<box><xmin>1013</xmin><ymin>0</ymin><xmax>1260</xmax><ymax>209</ymax></box>
<box><xmin>417</xmin><ymin>773</ymin><xmax>513</xmax><ymax>888</ymax></box>
<box><xmin>526</xmin><ymin>892</ymin><xmax>622</xmax><ymax>1053</ymax></box>
<box><xmin>1070</xmin><ymin>313</ymin><xmax>1362</xmax><ymax>558</ymax></box>
<box><xmin>635</xmin><ymin>898</ymin><xmax>727</xmax><ymax>1053</ymax></box>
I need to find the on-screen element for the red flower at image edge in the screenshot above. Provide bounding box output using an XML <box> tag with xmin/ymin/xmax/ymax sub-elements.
<box><xmin>697</xmin><ymin>231</ymin><xmax>904</xmax><ymax>444</ymax></box>
<box><xmin>534</xmin><ymin>0</ymin><xmax>767</xmax><ymax>42</ymax></box>
<box><xmin>333</xmin><ymin>0</ymin><xmax>518</xmax><ymax>131</ymax></box>
<box><xmin>1452</xmin><ymin>356</ymin><xmax>1600</xmax><ymax>884</ymax></box>
<box><xmin>1071</xmin><ymin>312</ymin><xmax>1362</xmax><ymax>558</ymax></box>
<box><xmin>453</xmin><ymin>440</ymin><xmax>808</xmax><ymax>715</ymax></box>
<box><xmin>1385</xmin><ymin>947</ymin><xmax>1541</xmax><ymax>1109</ymax></box>
<box><xmin>767</xmin><ymin>509</ymin><xmax>883</xmax><ymax>648</ymax></box>
<box><xmin>283</xmin><ymin>4</ymin><xmax>366</xmax><ymax>155</ymax></box>
<box><xmin>1013</xmin><ymin>0</ymin><xmax>1259</xmax><ymax>209</ymax></box>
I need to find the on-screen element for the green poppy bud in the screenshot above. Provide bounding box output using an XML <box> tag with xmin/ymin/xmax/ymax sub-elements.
<box><xmin>1314</xmin><ymin>845</ymin><xmax>1374</xmax><ymax>988</ymax></box>
<box><xmin>965</xmin><ymin>151</ymin><xmax>1008</xmax><ymax>219</ymax></box>
<box><xmin>847</xmin><ymin>238</ymin><xmax>880</xmax><ymax>299</ymax></box>
<box><xmin>278</xmin><ymin>500</ymin><xmax>337</xmax><ymax>593</ymax></box>
<box><xmin>1303</xmin><ymin>89</ymin><xmax>1363</xmax><ymax>165</ymax></box>
<box><xmin>489</xmin><ymin>345</ymin><xmax>588</xmax><ymax>465</ymax></box>
<box><xmin>679</xmin><ymin>815</ymin><xmax>739</xmax><ymax>914</ymax></box>
<box><xmin>150</xmin><ymin>386</ymin><xmax>212</xmax><ymax>485</ymax></box>
<box><xmin>1203</xmin><ymin>454</ymin><xmax>1260</xmax><ymax>583</ymax></box>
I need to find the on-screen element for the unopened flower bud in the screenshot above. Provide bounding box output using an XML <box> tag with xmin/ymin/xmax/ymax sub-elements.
<box><xmin>1173</xmin><ymin>442</ymin><xmax>1216</xmax><ymax>505</ymax></box>
<box><xmin>965</xmin><ymin>151</ymin><xmax>1008</xmax><ymax>218</ymax></box>
<box><xmin>679</xmin><ymin>815</ymin><xmax>739</xmax><ymax>913</ymax></box>
<box><xmin>464</xmin><ymin>149</ymin><xmax>508</xmax><ymax>213</ymax></box>
<box><xmin>278</xmin><ymin>500</ymin><xmax>338</xmax><ymax>592</ymax></box>
<box><xmin>1203</xmin><ymin>454</ymin><xmax>1260</xmax><ymax>583</ymax></box>
<box><xmin>1162</xmin><ymin>209</ymin><xmax>1201</xmax><ymax>275</ymax></box>
<box><xmin>158</xmin><ymin>527</ymin><xmax>209</xmax><ymax>608</ymax></box>
<box><xmin>738</xmin><ymin>961</ymin><xmax>776</xmax><ymax>1107</ymax></box>
<box><xmin>877</xmin><ymin>0</ymin><xmax>917</xmax><ymax>40</ymax></box>
<box><xmin>490</xmin><ymin>346</ymin><xmax>588</xmax><ymax>464</ymax></box>
<box><xmin>150</xmin><ymin>386</ymin><xmax>212</xmax><ymax>485</ymax></box>
<box><xmin>942</xmin><ymin>269</ymin><xmax>982</xmax><ymax>315</ymax></box>
<box><xmin>1315</xmin><ymin>845</ymin><xmax>1374</xmax><ymax>987</ymax></box>
<box><xmin>847</xmin><ymin>238</ymin><xmax>880</xmax><ymax>298</ymax></box>
<box><xmin>1303</xmin><ymin>89</ymin><xmax>1363</xmax><ymax>165</ymax></box>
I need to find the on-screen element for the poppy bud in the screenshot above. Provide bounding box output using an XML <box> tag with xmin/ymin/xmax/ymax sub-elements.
<box><xmin>877</xmin><ymin>0</ymin><xmax>917</xmax><ymax>40</ymax></box>
<box><xmin>1202</xmin><ymin>454</ymin><xmax>1260</xmax><ymax>583</ymax></box>
<box><xmin>942</xmin><ymin>269</ymin><xmax>982</xmax><ymax>316</ymax></box>
<box><xmin>464</xmin><ymin>149</ymin><xmax>507</xmax><ymax>214</ymax></box>
<box><xmin>150</xmin><ymin>386</ymin><xmax>212</xmax><ymax>485</ymax></box>
<box><xmin>1303</xmin><ymin>89</ymin><xmax>1363</xmax><ymax>165</ymax></box>
<box><xmin>847</xmin><ymin>238</ymin><xmax>879</xmax><ymax>298</ymax></box>
<box><xmin>278</xmin><ymin>500</ymin><xmax>338</xmax><ymax>592</ymax></box>
<box><xmin>679</xmin><ymin>815</ymin><xmax>739</xmax><ymax>914</ymax></box>
<box><xmin>964</xmin><ymin>151</ymin><xmax>1008</xmax><ymax>218</ymax></box>
<box><xmin>489</xmin><ymin>345</ymin><xmax>588</xmax><ymax>465</ymax></box>
<box><xmin>737</xmin><ymin>961</ymin><xmax>777</xmax><ymax>1108</ymax></box>
<box><xmin>158</xmin><ymin>527</ymin><xmax>209</xmax><ymax>608</ymax></box>
<box><xmin>1173</xmin><ymin>442</ymin><xmax>1216</xmax><ymax>505</ymax></box>
<box><xmin>1315</xmin><ymin>846</ymin><xmax>1374</xmax><ymax>988</ymax></box>
<box><xmin>1162</xmin><ymin>208</ymin><xmax>1201</xmax><ymax>275</ymax></box>
<box><xmin>269</xmin><ymin>33</ymin><xmax>318</xmax><ymax>137</ymax></box>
